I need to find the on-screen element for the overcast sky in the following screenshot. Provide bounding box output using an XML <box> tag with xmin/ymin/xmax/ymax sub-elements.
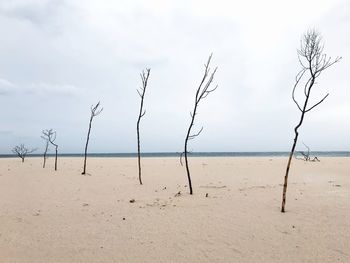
<box><xmin>0</xmin><ymin>0</ymin><xmax>349</xmax><ymax>154</ymax></box>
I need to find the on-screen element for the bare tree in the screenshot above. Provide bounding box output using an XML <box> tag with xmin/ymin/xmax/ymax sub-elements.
<box><xmin>12</xmin><ymin>144</ymin><xmax>36</xmax><ymax>162</ymax></box>
<box><xmin>281</xmin><ymin>30</ymin><xmax>341</xmax><ymax>212</ymax></box>
<box><xmin>136</xmin><ymin>68</ymin><xmax>151</xmax><ymax>185</ymax></box>
<box><xmin>41</xmin><ymin>133</ymin><xmax>49</xmax><ymax>168</ymax></box>
<box><xmin>82</xmin><ymin>102</ymin><xmax>103</xmax><ymax>175</ymax></box>
<box><xmin>181</xmin><ymin>54</ymin><xmax>218</xmax><ymax>195</ymax></box>
<box><xmin>42</xmin><ymin>129</ymin><xmax>59</xmax><ymax>171</ymax></box>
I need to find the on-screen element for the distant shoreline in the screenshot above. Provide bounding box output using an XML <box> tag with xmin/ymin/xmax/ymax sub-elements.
<box><xmin>1</xmin><ymin>151</ymin><xmax>350</xmax><ymax>158</ymax></box>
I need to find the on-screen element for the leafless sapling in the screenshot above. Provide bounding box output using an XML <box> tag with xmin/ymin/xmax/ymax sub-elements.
<box><xmin>82</xmin><ymin>101</ymin><xmax>103</xmax><ymax>175</ymax></box>
<box><xmin>181</xmin><ymin>54</ymin><xmax>218</xmax><ymax>195</ymax></box>
<box><xmin>136</xmin><ymin>68</ymin><xmax>150</xmax><ymax>185</ymax></box>
<box><xmin>12</xmin><ymin>144</ymin><xmax>36</xmax><ymax>162</ymax></box>
<box><xmin>42</xmin><ymin>129</ymin><xmax>59</xmax><ymax>171</ymax></box>
<box><xmin>41</xmin><ymin>132</ymin><xmax>50</xmax><ymax>168</ymax></box>
<box><xmin>281</xmin><ymin>30</ymin><xmax>341</xmax><ymax>213</ymax></box>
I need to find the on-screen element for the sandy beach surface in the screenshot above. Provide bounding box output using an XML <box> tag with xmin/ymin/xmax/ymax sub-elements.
<box><xmin>0</xmin><ymin>156</ymin><xmax>349</xmax><ymax>263</ymax></box>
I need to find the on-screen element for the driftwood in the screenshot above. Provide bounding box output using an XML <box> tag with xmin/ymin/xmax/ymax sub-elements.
<box><xmin>295</xmin><ymin>143</ymin><xmax>320</xmax><ymax>162</ymax></box>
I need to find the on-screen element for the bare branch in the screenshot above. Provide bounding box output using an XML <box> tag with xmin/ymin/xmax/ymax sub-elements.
<box><xmin>314</xmin><ymin>56</ymin><xmax>342</xmax><ymax>76</ymax></box>
<box><xmin>141</xmin><ymin>110</ymin><xmax>146</xmax><ymax>118</ymax></box>
<box><xmin>137</xmin><ymin>89</ymin><xmax>142</xmax><ymax>98</ymax></box>
<box><xmin>198</xmin><ymin>67</ymin><xmax>218</xmax><ymax>102</ymax></box>
<box><xmin>297</xmin><ymin>53</ymin><xmax>308</xmax><ymax>69</ymax></box>
<box><xmin>188</xmin><ymin>126</ymin><xmax>204</xmax><ymax>140</ymax></box>
<box><xmin>292</xmin><ymin>68</ymin><xmax>306</xmax><ymax>112</ymax></box>
<box><xmin>42</xmin><ymin>129</ymin><xmax>57</xmax><ymax>146</ymax></box>
<box><xmin>94</xmin><ymin>107</ymin><xmax>103</xmax><ymax>116</ymax></box>
<box><xmin>305</xmin><ymin>93</ymin><xmax>329</xmax><ymax>112</ymax></box>
<box><xmin>207</xmin><ymin>84</ymin><xmax>219</xmax><ymax>94</ymax></box>
<box><xmin>91</xmin><ymin>101</ymin><xmax>103</xmax><ymax>117</ymax></box>
<box><xmin>303</xmin><ymin>75</ymin><xmax>312</xmax><ymax>97</ymax></box>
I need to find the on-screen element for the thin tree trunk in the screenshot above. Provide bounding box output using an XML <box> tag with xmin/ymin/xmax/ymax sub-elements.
<box><xmin>54</xmin><ymin>145</ymin><xmax>58</xmax><ymax>171</ymax></box>
<box><xmin>184</xmin><ymin>141</ymin><xmax>193</xmax><ymax>195</ymax></box>
<box><xmin>281</xmin><ymin>78</ymin><xmax>314</xmax><ymax>212</ymax></box>
<box><xmin>281</xmin><ymin>126</ymin><xmax>300</xmax><ymax>212</ymax></box>
<box><xmin>136</xmin><ymin>69</ymin><xmax>150</xmax><ymax>185</ymax></box>
<box><xmin>136</xmin><ymin>117</ymin><xmax>142</xmax><ymax>185</ymax></box>
<box><xmin>184</xmin><ymin>103</ymin><xmax>198</xmax><ymax>195</ymax></box>
<box><xmin>82</xmin><ymin>116</ymin><xmax>93</xmax><ymax>175</ymax></box>
<box><xmin>43</xmin><ymin>153</ymin><xmax>46</xmax><ymax>168</ymax></box>
<box><xmin>43</xmin><ymin>141</ymin><xmax>48</xmax><ymax>168</ymax></box>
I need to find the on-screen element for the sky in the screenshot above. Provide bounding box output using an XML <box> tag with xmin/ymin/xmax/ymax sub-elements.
<box><xmin>0</xmin><ymin>0</ymin><xmax>349</xmax><ymax>154</ymax></box>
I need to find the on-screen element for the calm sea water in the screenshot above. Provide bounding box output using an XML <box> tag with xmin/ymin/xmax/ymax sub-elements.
<box><xmin>1</xmin><ymin>151</ymin><xmax>350</xmax><ymax>158</ymax></box>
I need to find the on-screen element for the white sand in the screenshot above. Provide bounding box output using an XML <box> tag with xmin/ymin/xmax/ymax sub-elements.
<box><xmin>0</xmin><ymin>157</ymin><xmax>349</xmax><ymax>262</ymax></box>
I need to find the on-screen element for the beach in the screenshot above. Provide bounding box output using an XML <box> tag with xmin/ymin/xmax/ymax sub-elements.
<box><xmin>0</xmin><ymin>156</ymin><xmax>349</xmax><ymax>262</ymax></box>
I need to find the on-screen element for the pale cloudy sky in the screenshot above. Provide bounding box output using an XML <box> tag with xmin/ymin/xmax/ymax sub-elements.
<box><xmin>0</xmin><ymin>0</ymin><xmax>349</xmax><ymax>154</ymax></box>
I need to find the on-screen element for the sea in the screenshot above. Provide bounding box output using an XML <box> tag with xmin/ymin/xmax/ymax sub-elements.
<box><xmin>1</xmin><ymin>151</ymin><xmax>350</xmax><ymax>158</ymax></box>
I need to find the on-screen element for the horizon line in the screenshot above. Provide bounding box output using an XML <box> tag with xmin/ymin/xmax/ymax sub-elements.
<box><xmin>1</xmin><ymin>151</ymin><xmax>350</xmax><ymax>158</ymax></box>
